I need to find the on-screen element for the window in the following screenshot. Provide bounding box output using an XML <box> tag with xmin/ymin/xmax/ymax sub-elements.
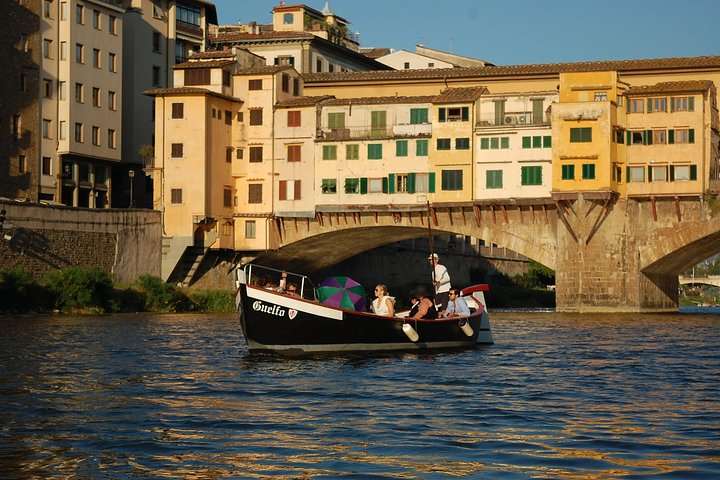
<box><xmin>92</xmin><ymin>126</ymin><xmax>100</xmax><ymax>145</ymax></box>
<box><xmin>672</xmin><ymin>165</ymin><xmax>697</xmax><ymax>181</ymax></box>
<box><xmin>368</xmin><ymin>144</ymin><xmax>382</xmax><ymax>160</ymax></box>
<box><xmin>43</xmin><ymin>79</ymin><xmax>52</xmax><ymax>98</ymax></box>
<box><xmin>226</xmin><ymin>148</ymin><xmax>233</xmax><ymax>163</ymax></box>
<box><xmin>279</xmin><ymin>180</ymin><xmax>301</xmax><ymax>200</ymax></box>
<box><xmin>416</xmin><ymin>139</ymin><xmax>428</xmax><ymax>156</ymax></box>
<box><xmin>396</xmin><ymin>140</ymin><xmax>408</xmax><ymax>157</ymax></box>
<box><xmin>59</xmin><ymin>121</ymin><xmax>66</xmax><ymax>140</ymax></box>
<box><xmin>92</xmin><ymin>87</ymin><xmax>100</xmax><ymax>107</ymax></box>
<box><xmin>109</xmin><ymin>15</ymin><xmax>117</xmax><ymax>34</ymax></box>
<box><xmin>436</xmin><ymin>138</ymin><xmax>451</xmax><ymax>150</ymax></box>
<box><xmin>19</xmin><ymin>73</ymin><xmax>27</xmax><ymax>92</ymax></box>
<box><xmin>414</xmin><ymin>173</ymin><xmax>430</xmax><ymax>193</ymax></box>
<box><xmin>18</xmin><ymin>155</ymin><xmax>27</xmax><ymax>174</ymax></box>
<box><xmin>249</xmin><ymin>146</ymin><xmax>263</xmax><ymax>162</ymax></box>
<box><xmin>43</xmin><ymin>38</ymin><xmax>52</xmax><ymax>59</ymax></box>
<box><xmin>404</xmin><ymin>62</ymin><xmax>410</xmax><ymax>69</ymax></box>
<box><xmin>60</xmin><ymin>41</ymin><xmax>67</xmax><ymax>60</ymax></box>
<box><xmin>670</xmin><ymin>129</ymin><xmax>694</xmax><ymax>144</ymax></box>
<box><xmin>223</xmin><ymin>70</ymin><xmax>230</xmax><ymax>87</ymax></box>
<box><xmin>455</xmin><ymin>138</ymin><xmax>470</xmax><ymax>150</ymax></box>
<box><xmin>172</xmin><ymin>102</ymin><xmax>184</xmax><ymax>118</ymax></box>
<box><xmin>321</xmin><ymin>179</ymin><xmax>337</xmax><ymax>194</ymax></box>
<box><xmin>245</xmin><ymin>220</ymin><xmax>256</xmax><ymax>239</ymax></box>
<box><xmin>410</xmin><ymin>108</ymin><xmax>429</xmax><ymax>124</ymax></box>
<box><xmin>223</xmin><ymin>188</ymin><xmax>232</xmax><ymax>207</ymax></box>
<box><xmin>486</xmin><ymin>170</ymin><xmax>503</xmax><ymax>189</ymax></box>
<box><xmin>652</xmin><ymin>130</ymin><xmax>666</xmax><ymax>145</ymax></box>
<box><xmin>248</xmin><ymin>79</ymin><xmax>262</xmax><ymax>90</ymax></box>
<box><xmin>671</xmin><ymin>96</ymin><xmax>694</xmax><ymax>112</ymax></box>
<box><xmin>283</xmin><ymin>12</ymin><xmax>293</xmax><ymax>24</ymax></box>
<box><xmin>628</xmin><ymin>166</ymin><xmax>645</xmax><ymax>182</ymax></box>
<box><xmin>108</xmin><ymin>91</ymin><xmax>116</xmax><ymax>110</ymax></box>
<box><xmin>287</xmin><ymin>145</ymin><xmax>301</xmax><ymax>162</ymax></box>
<box><xmin>44</xmin><ymin>0</ymin><xmax>52</xmax><ymax>17</ymax></box>
<box><xmin>570</xmin><ymin>127</ymin><xmax>592</xmax><ymax>143</ymax></box>
<box><xmin>346</xmin><ymin>144</ymin><xmax>359</xmax><ymax>160</ymax></box>
<box><xmin>438</xmin><ymin>106</ymin><xmax>469</xmax><ymax>122</ymax></box>
<box><xmin>184</xmin><ymin>69</ymin><xmax>210</xmax><ymax>85</ymax></box>
<box><xmin>108</xmin><ymin>129</ymin><xmax>116</xmax><ymax>148</ymax></box>
<box><xmin>327</xmin><ymin>112</ymin><xmax>345</xmax><ymax>129</ymax></box>
<box><xmin>42</xmin><ymin>119</ymin><xmax>51</xmax><ymax>139</ymax></box>
<box><xmin>248</xmin><ymin>184</ymin><xmax>262</xmax><ymax>204</ymax></box>
<box><xmin>367</xmin><ymin>178</ymin><xmax>383</xmax><ymax>193</ymax></box>
<box><xmin>441</xmin><ymin>170</ymin><xmax>463</xmax><ymax>190</ymax></box>
<box><xmin>12</xmin><ymin>115</ymin><xmax>21</xmax><ymax>141</ymax></box>
<box><xmin>236</xmin><ymin>149</ymin><xmax>244</xmax><ymax>160</ymax></box>
<box><xmin>393</xmin><ymin>174</ymin><xmax>408</xmax><ymax>193</ymax></box>
<box><xmin>582</xmin><ymin>163</ymin><xmax>595</xmax><ymax>180</ymax></box>
<box><xmin>281</xmin><ymin>73</ymin><xmax>289</xmax><ymax>93</ymax></box>
<box><xmin>171</xmin><ymin>188</ymin><xmax>182</xmax><ymax>204</ymax></box>
<box><xmin>75</xmin><ymin>43</ymin><xmax>84</xmax><ymax>63</ymax></box>
<box><xmin>74</xmin><ymin>123</ymin><xmax>83</xmax><ymax>142</ymax></box>
<box><xmin>275</xmin><ymin>55</ymin><xmax>295</xmax><ymax>67</ymax></box>
<box><xmin>152</xmin><ymin>32</ymin><xmax>161</xmax><ymax>52</ymax></box>
<box><xmin>521</xmin><ymin>166</ymin><xmax>542</xmax><ymax>185</ymax></box>
<box><xmin>293</xmin><ymin>77</ymin><xmax>300</xmax><ymax>96</ymax></box>
<box><xmin>108</xmin><ymin>53</ymin><xmax>117</xmax><ymax>72</ymax></box>
<box><xmin>594</xmin><ymin>92</ymin><xmax>607</xmax><ymax>101</ymax></box>
<box><xmin>649</xmin><ymin>165</ymin><xmax>667</xmax><ymax>182</ymax></box>
<box><xmin>648</xmin><ymin>97</ymin><xmax>667</xmax><ymax>113</ymax></box>
<box><xmin>75</xmin><ymin>83</ymin><xmax>84</xmax><ymax>103</ymax></box>
<box><xmin>76</xmin><ymin>4</ymin><xmax>84</xmax><ymax>23</ymax></box>
<box><xmin>93</xmin><ymin>10</ymin><xmax>101</xmax><ymax>29</ymax></box>
<box><xmin>152</xmin><ymin>66</ymin><xmax>161</xmax><ymax>86</ymax></box>
<box><xmin>249</xmin><ymin>109</ymin><xmax>263</xmax><ymax>126</ymax></box>
<box><xmin>171</xmin><ymin>143</ymin><xmax>183</xmax><ymax>157</ymax></box>
<box><xmin>629</xmin><ymin>131</ymin><xmax>645</xmax><ymax>145</ymax></box>
<box><xmin>177</xmin><ymin>3</ymin><xmax>200</xmax><ymax>26</ymax></box>
<box><xmin>287</xmin><ymin>110</ymin><xmax>301</xmax><ymax>127</ymax></box>
<box><xmin>322</xmin><ymin>145</ymin><xmax>337</xmax><ymax>160</ymax></box>
<box><xmin>561</xmin><ymin>164</ymin><xmax>575</xmax><ymax>180</ymax></box>
<box><xmin>345</xmin><ymin>178</ymin><xmax>360</xmax><ymax>194</ymax></box>
<box><xmin>92</xmin><ymin>48</ymin><xmax>101</xmax><ymax>68</ymax></box>
<box><xmin>628</xmin><ymin>99</ymin><xmax>644</xmax><ymax>113</ymax></box>
<box><xmin>42</xmin><ymin>157</ymin><xmax>52</xmax><ymax>176</ymax></box>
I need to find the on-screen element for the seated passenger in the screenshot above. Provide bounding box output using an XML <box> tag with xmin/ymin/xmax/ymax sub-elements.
<box><xmin>371</xmin><ymin>284</ymin><xmax>395</xmax><ymax>317</ymax></box>
<box><xmin>441</xmin><ymin>288</ymin><xmax>471</xmax><ymax>317</ymax></box>
<box><xmin>409</xmin><ymin>291</ymin><xmax>438</xmax><ymax>320</ymax></box>
<box><xmin>285</xmin><ymin>282</ymin><xmax>300</xmax><ymax>297</ymax></box>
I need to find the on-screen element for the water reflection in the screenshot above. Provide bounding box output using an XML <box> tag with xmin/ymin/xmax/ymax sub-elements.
<box><xmin>0</xmin><ymin>312</ymin><xmax>718</xmax><ymax>478</ymax></box>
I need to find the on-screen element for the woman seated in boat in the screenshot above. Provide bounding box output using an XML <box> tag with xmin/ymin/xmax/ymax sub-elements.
<box><xmin>285</xmin><ymin>282</ymin><xmax>300</xmax><ymax>297</ymax></box>
<box><xmin>441</xmin><ymin>288</ymin><xmax>471</xmax><ymax>318</ymax></box>
<box><xmin>371</xmin><ymin>284</ymin><xmax>395</xmax><ymax>317</ymax></box>
<box><xmin>409</xmin><ymin>291</ymin><xmax>438</xmax><ymax>319</ymax></box>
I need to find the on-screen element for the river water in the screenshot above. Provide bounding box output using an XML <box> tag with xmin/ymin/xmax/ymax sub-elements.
<box><xmin>0</xmin><ymin>310</ymin><xmax>718</xmax><ymax>479</ymax></box>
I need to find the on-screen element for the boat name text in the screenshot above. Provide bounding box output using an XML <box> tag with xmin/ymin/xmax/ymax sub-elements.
<box><xmin>252</xmin><ymin>301</ymin><xmax>286</xmax><ymax>317</ymax></box>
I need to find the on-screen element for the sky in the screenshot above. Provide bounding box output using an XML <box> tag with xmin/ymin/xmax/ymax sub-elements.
<box><xmin>210</xmin><ymin>0</ymin><xmax>719</xmax><ymax>66</ymax></box>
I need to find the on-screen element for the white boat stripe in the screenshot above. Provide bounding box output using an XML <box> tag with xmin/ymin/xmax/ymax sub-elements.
<box><xmin>245</xmin><ymin>287</ymin><xmax>344</xmax><ymax>320</ymax></box>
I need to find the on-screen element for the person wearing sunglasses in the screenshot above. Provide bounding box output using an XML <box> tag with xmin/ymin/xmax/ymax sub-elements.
<box><xmin>285</xmin><ymin>282</ymin><xmax>300</xmax><ymax>297</ymax></box>
<box><xmin>441</xmin><ymin>288</ymin><xmax>470</xmax><ymax>318</ymax></box>
<box><xmin>371</xmin><ymin>284</ymin><xmax>395</xmax><ymax>317</ymax></box>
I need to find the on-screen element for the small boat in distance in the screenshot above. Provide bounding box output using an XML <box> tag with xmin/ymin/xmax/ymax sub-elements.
<box><xmin>235</xmin><ymin>264</ymin><xmax>493</xmax><ymax>356</ymax></box>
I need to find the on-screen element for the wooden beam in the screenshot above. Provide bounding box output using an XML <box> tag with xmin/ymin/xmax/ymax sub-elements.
<box><xmin>675</xmin><ymin>196</ymin><xmax>681</xmax><ymax>222</ymax></box>
<box><xmin>651</xmin><ymin>196</ymin><xmax>657</xmax><ymax>222</ymax></box>
<box><xmin>473</xmin><ymin>205</ymin><xmax>482</xmax><ymax>227</ymax></box>
<box><xmin>501</xmin><ymin>205</ymin><xmax>508</xmax><ymax>223</ymax></box>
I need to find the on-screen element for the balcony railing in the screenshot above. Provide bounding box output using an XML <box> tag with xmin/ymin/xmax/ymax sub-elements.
<box><xmin>320</xmin><ymin>123</ymin><xmax>432</xmax><ymax>141</ymax></box>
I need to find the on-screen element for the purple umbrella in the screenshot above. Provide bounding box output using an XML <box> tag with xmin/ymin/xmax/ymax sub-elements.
<box><xmin>317</xmin><ymin>276</ymin><xmax>367</xmax><ymax>311</ymax></box>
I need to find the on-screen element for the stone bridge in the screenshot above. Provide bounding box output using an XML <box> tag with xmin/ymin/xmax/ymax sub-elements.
<box><xmin>252</xmin><ymin>193</ymin><xmax>720</xmax><ymax>312</ymax></box>
<box><xmin>679</xmin><ymin>275</ymin><xmax>720</xmax><ymax>287</ymax></box>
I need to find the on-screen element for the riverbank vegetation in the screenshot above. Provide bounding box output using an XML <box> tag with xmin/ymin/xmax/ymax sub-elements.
<box><xmin>1</xmin><ymin>262</ymin><xmax>555</xmax><ymax>315</ymax></box>
<box><xmin>0</xmin><ymin>267</ymin><xmax>234</xmax><ymax>315</ymax></box>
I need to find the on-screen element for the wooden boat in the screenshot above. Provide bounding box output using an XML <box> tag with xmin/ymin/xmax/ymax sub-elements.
<box><xmin>235</xmin><ymin>264</ymin><xmax>493</xmax><ymax>356</ymax></box>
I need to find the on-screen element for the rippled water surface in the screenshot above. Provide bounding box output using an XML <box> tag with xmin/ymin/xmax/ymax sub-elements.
<box><xmin>1</xmin><ymin>311</ymin><xmax>719</xmax><ymax>479</ymax></box>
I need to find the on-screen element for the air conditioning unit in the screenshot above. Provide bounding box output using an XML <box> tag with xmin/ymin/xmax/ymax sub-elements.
<box><xmin>517</xmin><ymin>113</ymin><xmax>532</xmax><ymax>124</ymax></box>
<box><xmin>503</xmin><ymin>115</ymin><xmax>517</xmax><ymax>125</ymax></box>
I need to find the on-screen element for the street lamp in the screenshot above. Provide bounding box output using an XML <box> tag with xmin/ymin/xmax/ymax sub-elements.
<box><xmin>128</xmin><ymin>169</ymin><xmax>135</xmax><ymax>207</ymax></box>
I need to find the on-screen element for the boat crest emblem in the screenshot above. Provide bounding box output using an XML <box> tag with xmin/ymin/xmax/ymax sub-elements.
<box><xmin>288</xmin><ymin>309</ymin><xmax>298</xmax><ymax>320</ymax></box>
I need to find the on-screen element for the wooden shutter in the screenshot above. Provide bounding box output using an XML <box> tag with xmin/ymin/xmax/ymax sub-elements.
<box><xmin>294</xmin><ymin>180</ymin><xmax>301</xmax><ymax>200</ymax></box>
<box><xmin>388</xmin><ymin>173</ymin><xmax>396</xmax><ymax>193</ymax></box>
<box><xmin>668</xmin><ymin>129</ymin><xmax>675</xmax><ymax>144</ymax></box>
<box><xmin>278</xmin><ymin>180</ymin><xmax>287</xmax><ymax>200</ymax></box>
<box><xmin>360</xmin><ymin>178</ymin><xmax>368</xmax><ymax>194</ymax></box>
<box><xmin>407</xmin><ymin>173</ymin><xmax>416</xmax><ymax>194</ymax></box>
<box><xmin>690</xmin><ymin>165</ymin><xmax>697</xmax><ymax>180</ymax></box>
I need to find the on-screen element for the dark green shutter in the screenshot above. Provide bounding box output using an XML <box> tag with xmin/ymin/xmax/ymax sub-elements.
<box><xmin>647</xmin><ymin>99</ymin><xmax>653</xmax><ymax>113</ymax></box>
<box><xmin>438</xmin><ymin>108</ymin><xmax>446</xmax><ymax>122</ymax></box>
<box><xmin>543</xmin><ymin>136</ymin><xmax>552</xmax><ymax>148</ymax></box>
<box><xmin>461</xmin><ymin>107</ymin><xmax>469</xmax><ymax>121</ymax></box>
<box><xmin>668</xmin><ymin>129</ymin><xmax>675</xmax><ymax>144</ymax></box>
<box><xmin>360</xmin><ymin>177</ymin><xmax>368</xmax><ymax>194</ymax></box>
<box><xmin>407</xmin><ymin>173</ymin><xmax>416</xmax><ymax>194</ymax></box>
<box><xmin>429</xmin><ymin>172</ymin><xmax>436</xmax><ymax>193</ymax></box>
<box><xmin>410</xmin><ymin>109</ymin><xmax>418</xmax><ymax>124</ymax></box>
<box><xmin>382</xmin><ymin>177</ymin><xmax>388</xmax><ymax>193</ymax></box>
<box><xmin>522</xmin><ymin>136</ymin><xmax>531</xmax><ymax>148</ymax></box>
<box><xmin>648</xmin><ymin>166</ymin><xmax>653</xmax><ymax>182</ymax></box>
<box><xmin>626</xmin><ymin>131</ymin><xmax>631</xmax><ymax>145</ymax></box>
<box><xmin>645</xmin><ymin>130</ymin><xmax>652</xmax><ymax>145</ymax></box>
<box><xmin>669</xmin><ymin>165</ymin><xmax>675</xmax><ymax>181</ymax></box>
<box><xmin>689</xmin><ymin>97</ymin><xmax>694</xmax><ymax>112</ymax></box>
<box><xmin>689</xmin><ymin>129</ymin><xmax>695</xmax><ymax>143</ymax></box>
<box><xmin>626</xmin><ymin>167</ymin><xmax>630</xmax><ymax>181</ymax></box>
<box><xmin>690</xmin><ymin>165</ymin><xmax>697</xmax><ymax>180</ymax></box>
<box><xmin>388</xmin><ymin>173</ymin><xmax>395</xmax><ymax>193</ymax></box>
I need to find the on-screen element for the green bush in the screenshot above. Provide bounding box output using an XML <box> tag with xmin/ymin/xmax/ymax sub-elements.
<box><xmin>190</xmin><ymin>289</ymin><xmax>235</xmax><ymax>312</ymax></box>
<box><xmin>0</xmin><ymin>267</ymin><xmax>51</xmax><ymax>313</ymax></box>
<box><xmin>41</xmin><ymin>267</ymin><xmax>116</xmax><ymax>313</ymax></box>
<box><xmin>136</xmin><ymin>275</ymin><xmax>192</xmax><ymax>312</ymax></box>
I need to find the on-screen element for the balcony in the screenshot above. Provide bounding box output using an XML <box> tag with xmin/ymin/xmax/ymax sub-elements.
<box><xmin>319</xmin><ymin>123</ymin><xmax>432</xmax><ymax>141</ymax></box>
<box><xmin>476</xmin><ymin>112</ymin><xmax>550</xmax><ymax>128</ymax></box>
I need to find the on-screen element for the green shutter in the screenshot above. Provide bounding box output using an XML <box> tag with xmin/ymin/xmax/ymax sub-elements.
<box><xmin>481</xmin><ymin>138</ymin><xmax>489</xmax><ymax>150</ymax></box>
<box><xmin>647</xmin><ymin>98</ymin><xmax>653</xmax><ymax>113</ymax></box>
<box><xmin>429</xmin><ymin>172</ymin><xmax>435</xmax><ymax>193</ymax></box>
<box><xmin>689</xmin><ymin>129</ymin><xmax>695</xmax><ymax>143</ymax></box>
<box><xmin>360</xmin><ymin>177</ymin><xmax>368</xmax><ymax>194</ymax></box>
<box><xmin>689</xmin><ymin>97</ymin><xmax>694</xmax><ymax>112</ymax></box>
<box><xmin>690</xmin><ymin>165</ymin><xmax>697</xmax><ymax>180</ymax></box>
<box><xmin>410</xmin><ymin>109</ymin><xmax>418</xmax><ymax>124</ymax></box>
<box><xmin>669</xmin><ymin>165</ymin><xmax>675</xmax><ymax>181</ymax></box>
<box><xmin>648</xmin><ymin>166</ymin><xmax>653</xmax><ymax>182</ymax></box>
<box><xmin>522</xmin><ymin>136</ymin><xmax>531</xmax><ymax>148</ymax></box>
<box><xmin>532</xmin><ymin>136</ymin><xmax>542</xmax><ymax>148</ymax></box>
<box><xmin>668</xmin><ymin>129</ymin><xmax>674</xmax><ymax>144</ymax></box>
<box><xmin>438</xmin><ymin>108</ymin><xmax>446</xmax><ymax>122</ymax></box>
<box><xmin>626</xmin><ymin>131</ymin><xmax>632</xmax><ymax>145</ymax></box>
<box><xmin>388</xmin><ymin>173</ymin><xmax>395</xmax><ymax>193</ymax></box>
<box><xmin>670</xmin><ymin>97</ymin><xmax>675</xmax><ymax>112</ymax></box>
<box><xmin>461</xmin><ymin>107</ymin><xmax>469</xmax><ymax>121</ymax></box>
<box><xmin>396</xmin><ymin>140</ymin><xmax>408</xmax><ymax>157</ymax></box>
<box><xmin>646</xmin><ymin>130</ymin><xmax>653</xmax><ymax>145</ymax></box>
<box><xmin>626</xmin><ymin>167</ymin><xmax>630</xmax><ymax>181</ymax></box>
<box><xmin>501</xmin><ymin>137</ymin><xmax>509</xmax><ymax>149</ymax></box>
<box><xmin>543</xmin><ymin>136</ymin><xmax>552</xmax><ymax>148</ymax></box>
<box><xmin>407</xmin><ymin>173</ymin><xmax>416</xmax><ymax>194</ymax></box>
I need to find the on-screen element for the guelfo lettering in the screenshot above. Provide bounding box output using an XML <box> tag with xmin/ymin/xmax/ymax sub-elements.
<box><xmin>252</xmin><ymin>300</ymin><xmax>286</xmax><ymax>317</ymax></box>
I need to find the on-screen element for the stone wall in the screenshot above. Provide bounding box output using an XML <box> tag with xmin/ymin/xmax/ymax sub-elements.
<box><xmin>0</xmin><ymin>200</ymin><xmax>161</xmax><ymax>283</ymax></box>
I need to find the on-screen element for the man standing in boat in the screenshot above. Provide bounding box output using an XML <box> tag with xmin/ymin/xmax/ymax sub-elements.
<box><xmin>428</xmin><ymin>253</ymin><xmax>451</xmax><ymax>310</ymax></box>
